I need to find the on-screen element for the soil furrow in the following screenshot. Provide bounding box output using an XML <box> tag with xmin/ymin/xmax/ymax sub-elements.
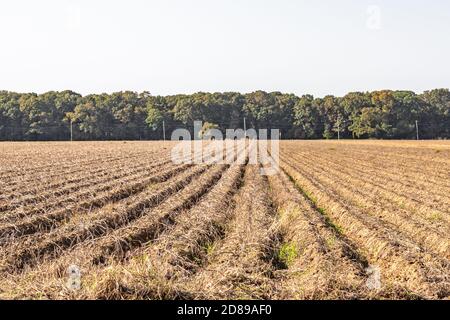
<box><xmin>281</xmin><ymin>160</ymin><xmax>450</xmax><ymax>299</ymax></box>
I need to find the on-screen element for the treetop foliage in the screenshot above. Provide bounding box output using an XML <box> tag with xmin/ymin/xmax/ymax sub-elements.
<box><xmin>0</xmin><ymin>89</ymin><xmax>448</xmax><ymax>140</ymax></box>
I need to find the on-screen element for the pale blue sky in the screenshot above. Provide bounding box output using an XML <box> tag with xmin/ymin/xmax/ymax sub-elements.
<box><xmin>0</xmin><ymin>0</ymin><xmax>449</xmax><ymax>96</ymax></box>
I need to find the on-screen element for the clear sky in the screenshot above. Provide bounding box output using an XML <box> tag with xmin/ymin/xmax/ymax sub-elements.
<box><xmin>0</xmin><ymin>0</ymin><xmax>449</xmax><ymax>97</ymax></box>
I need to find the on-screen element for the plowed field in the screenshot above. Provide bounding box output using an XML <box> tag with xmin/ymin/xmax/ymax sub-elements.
<box><xmin>0</xmin><ymin>140</ymin><xmax>448</xmax><ymax>300</ymax></box>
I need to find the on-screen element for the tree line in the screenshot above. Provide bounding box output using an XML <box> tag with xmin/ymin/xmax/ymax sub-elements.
<box><xmin>0</xmin><ymin>89</ymin><xmax>448</xmax><ymax>141</ymax></box>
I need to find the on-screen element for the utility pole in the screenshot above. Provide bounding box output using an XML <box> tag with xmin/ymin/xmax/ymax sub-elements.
<box><xmin>415</xmin><ymin>120</ymin><xmax>419</xmax><ymax>140</ymax></box>
<box><xmin>162</xmin><ymin>120</ymin><xmax>166</xmax><ymax>141</ymax></box>
<box><xmin>337</xmin><ymin>122</ymin><xmax>340</xmax><ymax>141</ymax></box>
<box><xmin>243</xmin><ymin>117</ymin><xmax>247</xmax><ymax>135</ymax></box>
<box><xmin>70</xmin><ymin>119</ymin><xmax>73</xmax><ymax>142</ymax></box>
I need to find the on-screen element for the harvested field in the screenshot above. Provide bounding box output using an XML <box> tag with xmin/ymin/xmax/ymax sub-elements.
<box><xmin>0</xmin><ymin>140</ymin><xmax>449</xmax><ymax>300</ymax></box>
